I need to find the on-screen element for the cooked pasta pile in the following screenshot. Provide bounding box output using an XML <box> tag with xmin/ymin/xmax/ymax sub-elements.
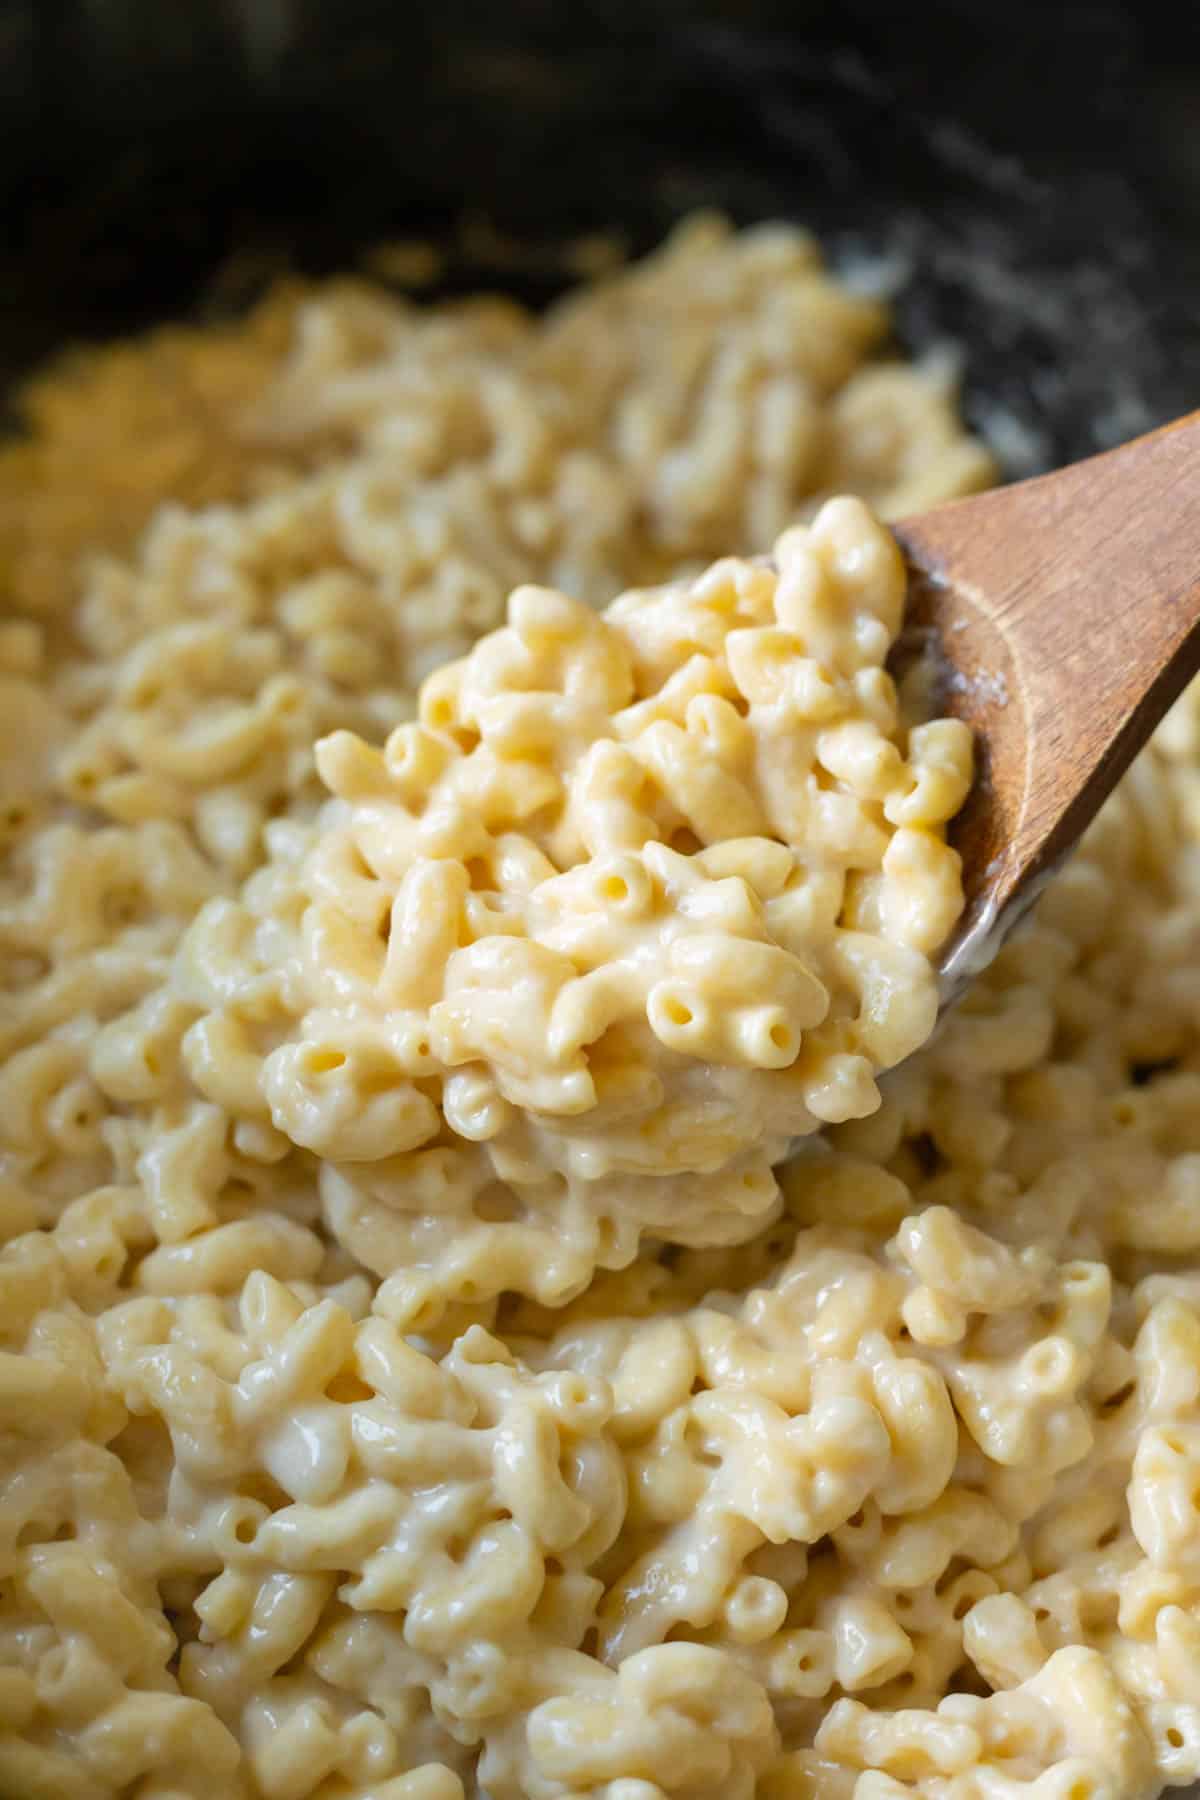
<box><xmin>5</xmin><ymin>215</ymin><xmax>1200</xmax><ymax>1800</ymax></box>
<box><xmin>174</xmin><ymin>502</ymin><xmax>971</xmax><ymax>1314</ymax></box>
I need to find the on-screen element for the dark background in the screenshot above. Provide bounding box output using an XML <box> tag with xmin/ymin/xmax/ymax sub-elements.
<box><xmin>2</xmin><ymin>0</ymin><xmax>1199</xmax><ymax>470</ymax></box>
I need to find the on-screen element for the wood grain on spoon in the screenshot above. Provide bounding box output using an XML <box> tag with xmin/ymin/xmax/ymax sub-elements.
<box><xmin>891</xmin><ymin>409</ymin><xmax>1200</xmax><ymax>1001</ymax></box>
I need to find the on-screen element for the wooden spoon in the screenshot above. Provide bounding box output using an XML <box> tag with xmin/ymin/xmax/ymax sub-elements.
<box><xmin>890</xmin><ymin>409</ymin><xmax>1200</xmax><ymax>1002</ymax></box>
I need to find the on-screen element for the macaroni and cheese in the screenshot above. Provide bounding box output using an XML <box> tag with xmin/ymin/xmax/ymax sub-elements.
<box><xmin>174</xmin><ymin>502</ymin><xmax>970</xmax><ymax>1310</ymax></box>
<box><xmin>3</xmin><ymin>216</ymin><xmax>1197</xmax><ymax>1800</ymax></box>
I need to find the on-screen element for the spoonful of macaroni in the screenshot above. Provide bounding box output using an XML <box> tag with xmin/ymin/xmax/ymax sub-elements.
<box><xmin>176</xmin><ymin>426</ymin><xmax>1200</xmax><ymax>1308</ymax></box>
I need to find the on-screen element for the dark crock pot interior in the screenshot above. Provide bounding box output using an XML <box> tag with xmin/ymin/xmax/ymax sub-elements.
<box><xmin>2</xmin><ymin>0</ymin><xmax>1199</xmax><ymax>476</ymax></box>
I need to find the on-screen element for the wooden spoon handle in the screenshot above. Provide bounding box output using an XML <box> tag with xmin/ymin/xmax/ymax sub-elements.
<box><xmin>893</xmin><ymin>410</ymin><xmax>1200</xmax><ymax>993</ymax></box>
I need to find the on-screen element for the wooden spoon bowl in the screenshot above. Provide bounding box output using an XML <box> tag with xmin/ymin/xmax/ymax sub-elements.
<box><xmin>891</xmin><ymin>411</ymin><xmax>1200</xmax><ymax>1000</ymax></box>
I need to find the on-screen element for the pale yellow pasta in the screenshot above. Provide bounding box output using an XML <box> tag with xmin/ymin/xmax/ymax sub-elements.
<box><xmin>168</xmin><ymin>501</ymin><xmax>970</xmax><ymax>1306</ymax></box>
<box><xmin>6</xmin><ymin>212</ymin><xmax>1200</xmax><ymax>1800</ymax></box>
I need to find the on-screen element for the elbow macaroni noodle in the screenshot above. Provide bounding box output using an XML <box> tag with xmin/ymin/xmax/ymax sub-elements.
<box><xmin>1</xmin><ymin>214</ymin><xmax>1198</xmax><ymax>1800</ymax></box>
